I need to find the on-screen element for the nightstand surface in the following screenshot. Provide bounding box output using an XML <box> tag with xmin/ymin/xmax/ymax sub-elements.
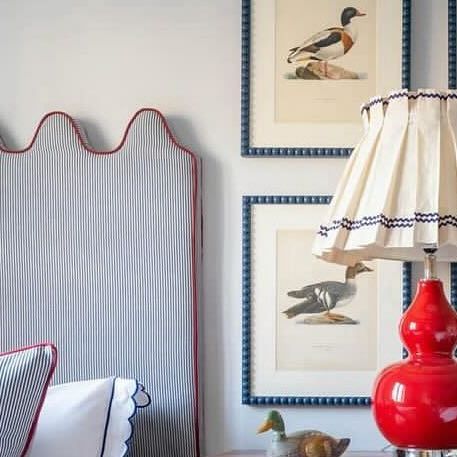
<box><xmin>212</xmin><ymin>452</ymin><xmax>386</xmax><ymax>457</ymax></box>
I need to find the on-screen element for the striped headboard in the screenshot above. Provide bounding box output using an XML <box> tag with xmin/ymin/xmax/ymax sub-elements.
<box><xmin>0</xmin><ymin>109</ymin><xmax>201</xmax><ymax>457</ymax></box>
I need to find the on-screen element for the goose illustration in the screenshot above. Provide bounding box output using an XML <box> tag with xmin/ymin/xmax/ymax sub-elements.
<box><xmin>257</xmin><ymin>410</ymin><xmax>350</xmax><ymax>457</ymax></box>
<box><xmin>283</xmin><ymin>262</ymin><xmax>372</xmax><ymax>323</ymax></box>
<box><xmin>287</xmin><ymin>6</ymin><xmax>366</xmax><ymax>76</ymax></box>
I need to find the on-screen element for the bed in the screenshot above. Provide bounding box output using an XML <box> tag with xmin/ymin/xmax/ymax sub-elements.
<box><xmin>0</xmin><ymin>109</ymin><xmax>201</xmax><ymax>457</ymax></box>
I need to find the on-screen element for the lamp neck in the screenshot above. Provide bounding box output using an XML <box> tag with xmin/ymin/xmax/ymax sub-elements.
<box><xmin>401</xmin><ymin>279</ymin><xmax>457</xmax><ymax>359</ymax></box>
<box><xmin>424</xmin><ymin>249</ymin><xmax>438</xmax><ymax>280</ymax></box>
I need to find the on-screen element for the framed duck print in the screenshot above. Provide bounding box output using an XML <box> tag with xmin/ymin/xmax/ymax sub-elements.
<box><xmin>241</xmin><ymin>196</ymin><xmax>410</xmax><ymax>405</ymax></box>
<box><xmin>241</xmin><ymin>0</ymin><xmax>411</xmax><ymax>157</ymax></box>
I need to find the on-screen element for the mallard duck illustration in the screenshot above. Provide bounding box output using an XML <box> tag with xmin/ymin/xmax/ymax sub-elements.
<box><xmin>287</xmin><ymin>7</ymin><xmax>366</xmax><ymax>75</ymax></box>
<box><xmin>258</xmin><ymin>410</ymin><xmax>350</xmax><ymax>457</ymax></box>
<box><xmin>283</xmin><ymin>262</ymin><xmax>372</xmax><ymax>323</ymax></box>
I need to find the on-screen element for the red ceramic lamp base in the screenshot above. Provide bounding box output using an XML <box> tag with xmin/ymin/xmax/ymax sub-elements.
<box><xmin>372</xmin><ymin>278</ymin><xmax>457</xmax><ymax>449</ymax></box>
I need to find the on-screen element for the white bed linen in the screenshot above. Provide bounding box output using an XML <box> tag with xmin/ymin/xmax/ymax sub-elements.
<box><xmin>26</xmin><ymin>377</ymin><xmax>150</xmax><ymax>457</ymax></box>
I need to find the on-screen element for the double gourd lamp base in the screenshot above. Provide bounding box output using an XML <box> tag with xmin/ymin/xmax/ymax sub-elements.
<box><xmin>372</xmin><ymin>251</ymin><xmax>457</xmax><ymax>457</ymax></box>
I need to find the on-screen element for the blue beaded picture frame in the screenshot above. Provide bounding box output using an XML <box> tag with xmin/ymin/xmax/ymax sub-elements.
<box><xmin>451</xmin><ymin>263</ymin><xmax>457</xmax><ymax>306</ymax></box>
<box><xmin>450</xmin><ymin>0</ymin><xmax>457</xmax><ymax>88</ymax></box>
<box><xmin>241</xmin><ymin>195</ymin><xmax>412</xmax><ymax>406</ymax></box>
<box><xmin>241</xmin><ymin>0</ymin><xmax>411</xmax><ymax>157</ymax></box>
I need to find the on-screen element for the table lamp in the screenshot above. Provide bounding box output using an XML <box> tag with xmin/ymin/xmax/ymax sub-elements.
<box><xmin>313</xmin><ymin>89</ymin><xmax>457</xmax><ymax>457</ymax></box>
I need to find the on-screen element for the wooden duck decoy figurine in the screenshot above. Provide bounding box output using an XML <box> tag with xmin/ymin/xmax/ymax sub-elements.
<box><xmin>283</xmin><ymin>262</ymin><xmax>372</xmax><ymax>323</ymax></box>
<box><xmin>258</xmin><ymin>410</ymin><xmax>350</xmax><ymax>457</ymax></box>
<box><xmin>287</xmin><ymin>6</ymin><xmax>366</xmax><ymax>76</ymax></box>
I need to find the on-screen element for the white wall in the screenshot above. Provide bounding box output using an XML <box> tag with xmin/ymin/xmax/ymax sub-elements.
<box><xmin>0</xmin><ymin>0</ymin><xmax>450</xmax><ymax>455</ymax></box>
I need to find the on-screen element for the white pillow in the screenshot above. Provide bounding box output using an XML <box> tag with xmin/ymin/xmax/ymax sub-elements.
<box><xmin>25</xmin><ymin>377</ymin><xmax>150</xmax><ymax>457</ymax></box>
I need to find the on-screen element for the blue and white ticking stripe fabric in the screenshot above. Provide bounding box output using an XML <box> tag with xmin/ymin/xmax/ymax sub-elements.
<box><xmin>0</xmin><ymin>344</ymin><xmax>57</xmax><ymax>457</ymax></box>
<box><xmin>0</xmin><ymin>110</ymin><xmax>201</xmax><ymax>457</ymax></box>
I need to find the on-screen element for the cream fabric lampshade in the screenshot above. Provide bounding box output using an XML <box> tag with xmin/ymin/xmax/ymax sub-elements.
<box><xmin>313</xmin><ymin>89</ymin><xmax>457</xmax><ymax>266</ymax></box>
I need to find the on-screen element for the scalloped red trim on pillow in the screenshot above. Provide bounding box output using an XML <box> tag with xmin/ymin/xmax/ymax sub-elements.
<box><xmin>0</xmin><ymin>343</ymin><xmax>57</xmax><ymax>457</ymax></box>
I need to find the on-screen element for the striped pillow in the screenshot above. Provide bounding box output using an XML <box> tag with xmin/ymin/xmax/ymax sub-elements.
<box><xmin>0</xmin><ymin>344</ymin><xmax>57</xmax><ymax>457</ymax></box>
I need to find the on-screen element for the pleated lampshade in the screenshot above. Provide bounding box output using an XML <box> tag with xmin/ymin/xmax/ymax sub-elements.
<box><xmin>313</xmin><ymin>89</ymin><xmax>457</xmax><ymax>266</ymax></box>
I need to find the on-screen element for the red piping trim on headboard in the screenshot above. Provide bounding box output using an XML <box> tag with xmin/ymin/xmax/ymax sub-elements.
<box><xmin>191</xmin><ymin>152</ymin><xmax>201</xmax><ymax>457</ymax></box>
<box><xmin>0</xmin><ymin>108</ymin><xmax>201</xmax><ymax>456</ymax></box>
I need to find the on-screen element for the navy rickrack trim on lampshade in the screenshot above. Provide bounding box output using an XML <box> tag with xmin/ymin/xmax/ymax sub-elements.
<box><xmin>317</xmin><ymin>212</ymin><xmax>457</xmax><ymax>237</ymax></box>
<box><xmin>360</xmin><ymin>91</ymin><xmax>457</xmax><ymax>113</ymax></box>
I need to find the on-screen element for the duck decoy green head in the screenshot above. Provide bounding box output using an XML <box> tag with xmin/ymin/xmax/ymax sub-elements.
<box><xmin>257</xmin><ymin>410</ymin><xmax>285</xmax><ymax>434</ymax></box>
